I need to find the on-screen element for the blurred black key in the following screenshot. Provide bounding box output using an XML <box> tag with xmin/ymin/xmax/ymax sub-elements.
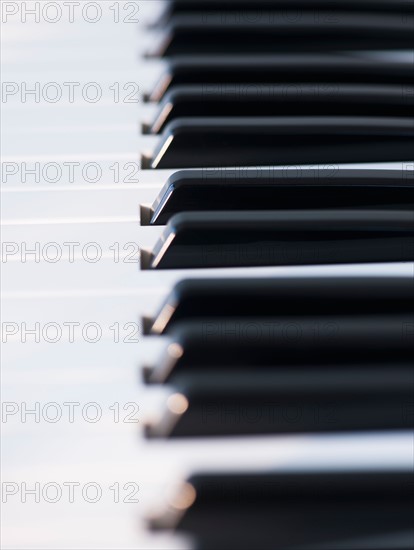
<box><xmin>148</xmin><ymin>55</ymin><xmax>414</xmax><ymax>102</ymax></box>
<box><xmin>141</xmin><ymin>210</ymin><xmax>414</xmax><ymax>269</ymax></box>
<box><xmin>149</xmin><ymin>13</ymin><xmax>414</xmax><ymax>57</ymax></box>
<box><xmin>144</xmin><ymin>117</ymin><xmax>414</xmax><ymax>169</ymax></box>
<box><xmin>145</xmin><ymin>362</ymin><xmax>413</xmax><ymax>437</ymax></box>
<box><xmin>164</xmin><ymin>0</ymin><xmax>413</xmax><ymax>15</ymax></box>
<box><xmin>141</xmin><ymin>168</ymin><xmax>414</xmax><ymax>225</ymax></box>
<box><xmin>146</xmin><ymin>317</ymin><xmax>413</xmax><ymax>384</ymax></box>
<box><xmin>146</xmin><ymin>84</ymin><xmax>414</xmax><ymax>134</ymax></box>
<box><xmin>149</xmin><ymin>470</ymin><xmax>414</xmax><ymax>550</ymax></box>
<box><xmin>145</xmin><ymin>275</ymin><xmax>414</xmax><ymax>335</ymax></box>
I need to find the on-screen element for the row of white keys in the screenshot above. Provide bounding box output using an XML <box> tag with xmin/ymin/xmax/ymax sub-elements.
<box><xmin>1</xmin><ymin>3</ymin><xmax>176</xmax><ymax>549</ymax></box>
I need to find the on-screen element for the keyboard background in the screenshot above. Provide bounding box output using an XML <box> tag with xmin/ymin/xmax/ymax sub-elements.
<box><xmin>1</xmin><ymin>2</ymin><xmax>413</xmax><ymax>548</ymax></box>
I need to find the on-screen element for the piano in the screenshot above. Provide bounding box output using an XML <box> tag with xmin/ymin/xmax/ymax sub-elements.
<box><xmin>1</xmin><ymin>1</ymin><xmax>413</xmax><ymax>548</ymax></box>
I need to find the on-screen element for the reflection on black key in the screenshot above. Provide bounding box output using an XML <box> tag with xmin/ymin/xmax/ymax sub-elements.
<box><xmin>141</xmin><ymin>168</ymin><xmax>414</xmax><ymax>225</ymax></box>
<box><xmin>147</xmin><ymin>84</ymin><xmax>414</xmax><ymax>134</ymax></box>
<box><xmin>149</xmin><ymin>470</ymin><xmax>414</xmax><ymax>550</ymax></box>
<box><xmin>145</xmin><ymin>275</ymin><xmax>414</xmax><ymax>335</ymax></box>
<box><xmin>144</xmin><ymin>118</ymin><xmax>414</xmax><ymax>169</ymax></box>
<box><xmin>148</xmin><ymin>55</ymin><xmax>414</xmax><ymax>101</ymax></box>
<box><xmin>145</xmin><ymin>362</ymin><xmax>413</xmax><ymax>437</ymax></box>
<box><xmin>150</xmin><ymin>13</ymin><xmax>414</xmax><ymax>56</ymax></box>
<box><xmin>141</xmin><ymin>210</ymin><xmax>414</xmax><ymax>270</ymax></box>
<box><xmin>146</xmin><ymin>317</ymin><xmax>413</xmax><ymax>384</ymax></box>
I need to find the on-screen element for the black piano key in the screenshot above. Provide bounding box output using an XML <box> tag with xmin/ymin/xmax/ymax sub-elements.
<box><xmin>150</xmin><ymin>470</ymin><xmax>414</xmax><ymax>550</ymax></box>
<box><xmin>141</xmin><ymin>168</ymin><xmax>414</xmax><ymax>226</ymax></box>
<box><xmin>144</xmin><ymin>117</ymin><xmax>414</xmax><ymax>169</ymax></box>
<box><xmin>146</xmin><ymin>84</ymin><xmax>414</xmax><ymax>134</ymax></box>
<box><xmin>145</xmin><ymin>363</ymin><xmax>413</xmax><ymax>437</ymax></box>
<box><xmin>146</xmin><ymin>317</ymin><xmax>413</xmax><ymax>384</ymax></box>
<box><xmin>164</xmin><ymin>0</ymin><xmax>414</xmax><ymax>14</ymax></box>
<box><xmin>145</xmin><ymin>275</ymin><xmax>414</xmax><ymax>335</ymax></box>
<box><xmin>147</xmin><ymin>55</ymin><xmax>414</xmax><ymax>102</ymax></box>
<box><xmin>141</xmin><ymin>210</ymin><xmax>414</xmax><ymax>270</ymax></box>
<box><xmin>150</xmin><ymin>13</ymin><xmax>414</xmax><ymax>57</ymax></box>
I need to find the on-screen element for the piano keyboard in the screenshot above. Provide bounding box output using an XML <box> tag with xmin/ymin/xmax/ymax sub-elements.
<box><xmin>1</xmin><ymin>1</ymin><xmax>413</xmax><ymax>548</ymax></box>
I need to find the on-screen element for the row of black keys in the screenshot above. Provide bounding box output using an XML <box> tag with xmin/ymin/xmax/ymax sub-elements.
<box><xmin>140</xmin><ymin>169</ymin><xmax>414</xmax><ymax>269</ymax></box>
<box><xmin>140</xmin><ymin>5</ymin><xmax>414</xmax><ymax>269</ymax></box>
<box><xmin>141</xmin><ymin>3</ymin><xmax>414</xmax><ymax>169</ymax></box>
<box><xmin>142</xmin><ymin>59</ymin><xmax>414</xmax><ymax>166</ymax></box>
<box><xmin>144</xmin><ymin>276</ymin><xmax>414</xmax><ymax>548</ymax></box>
<box><xmin>142</xmin><ymin>3</ymin><xmax>413</xmax><ymax>548</ymax></box>
<box><xmin>143</xmin><ymin>275</ymin><xmax>413</xmax><ymax>437</ymax></box>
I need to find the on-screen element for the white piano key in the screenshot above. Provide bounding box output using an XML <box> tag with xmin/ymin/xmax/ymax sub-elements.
<box><xmin>1</xmin><ymin>188</ymin><xmax>160</xmax><ymax>221</ymax></box>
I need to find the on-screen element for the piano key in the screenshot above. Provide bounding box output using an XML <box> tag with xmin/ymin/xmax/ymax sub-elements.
<box><xmin>141</xmin><ymin>210</ymin><xmax>414</xmax><ymax>270</ymax></box>
<box><xmin>147</xmin><ymin>316</ymin><xmax>413</xmax><ymax>384</ymax></box>
<box><xmin>141</xmin><ymin>168</ymin><xmax>414</xmax><ymax>226</ymax></box>
<box><xmin>147</xmin><ymin>54</ymin><xmax>414</xmax><ymax>102</ymax></box>
<box><xmin>145</xmin><ymin>275</ymin><xmax>414</xmax><ymax>335</ymax></box>
<box><xmin>146</xmin><ymin>84</ymin><xmax>414</xmax><ymax>134</ymax></box>
<box><xmin>144</xmin><ymin>117</ymin><xmax>414</xmax><ymax>169</ymax></box>
<box><xmin>145</xmin><ymin>362</ymin><xmax>413</xmax><ymax>437</ymax></box>
<box><xmin>149</xmin><ymin>470</ymin><xmax>414</xmax><ymax>550</ymax></box>
<box><xmin>149</xmin><ymin>12</ymin><xmax>414</xmax><ymax>57</ymax></box>
<box><xmin>2</xmin><ymin>187</ymin><xmax>147</xmax><ymax>223</ymax></box>
<box><xmin>163</xmin><ymin>0</ymin><xmax>414</xmax><ymax>14</ymax></box>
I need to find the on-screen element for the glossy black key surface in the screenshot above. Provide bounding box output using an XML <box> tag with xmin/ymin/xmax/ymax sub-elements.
<box><xmin>145</xmin><ymin>118</ymin><xmax>414</xmax><ymax>169</ymax></box>
<box><xmin>145</xmin><ymin>275</ymin><xmax>414</xmax><ymax>335</ymax></box>
<box><xmin>150</xmin><ymin>12</ymin><xmax>414</xmax><ymax>56</ymax></box>
<box><xmin>146</xmin><ymin>317</ymin><xmax>413</xmax><ymax>384</ymax></box>
<box><xmin>145</xmin><ymin>363</ymin><xmax>413</xmax><ymax>437</ymax></box>
<box><xmin>147</xmin><ymin>84</ymin><xmax>414</xmax><ymax>134</ymax></box>
<box><xmin>141</xmin><ymin>210</ymin><xmax>414</xmax><ymax>270</ymax></box>
<box><xmin>148</xmin><ymin>55</ymin><xmax>414</xmax><ymax>102</ymax></box>
<box><xmin>150</xmin><ymin>471</ymin><xmax>414</xmax><ymax>550</ymax></box>
<box><xmin>141</xmin><ymin>169</ymin><xmax>414</xmax><ymax>225</ymax></box>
